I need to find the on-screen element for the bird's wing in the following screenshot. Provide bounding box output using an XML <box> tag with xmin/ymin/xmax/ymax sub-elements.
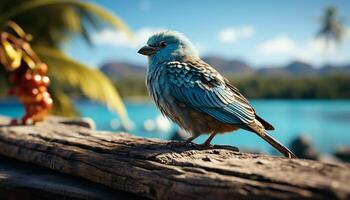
<box><xmin>166</xmin><ymin>59</ymin><xmax>256</xmax><ymax>125</ymax></box>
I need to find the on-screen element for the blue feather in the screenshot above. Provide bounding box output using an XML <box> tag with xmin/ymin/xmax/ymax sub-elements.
<box><xmin>166</xmin><ymin>61</ymin><xmax>255</xmax><ymax>126</ymax></box>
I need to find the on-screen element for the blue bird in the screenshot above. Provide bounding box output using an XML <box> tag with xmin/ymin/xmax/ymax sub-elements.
<box><xmin>138</xmin><ymin>30</ymin><xmax>296</xmax><ymax>158</ymax></box>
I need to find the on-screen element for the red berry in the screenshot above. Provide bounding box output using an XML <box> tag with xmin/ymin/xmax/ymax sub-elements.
<box><xmin>31</xmin><ymin>88</ymin><xmax>39</xmax><ymax>95</ymax></box>
<box><xmin>37</xmin><ymin>63</ymin><xmax>48</xmax><ymax>75</ymax></box>
<box><xmin>42</xmin><ymin>91</ymin><xmax>50</xmax><ymax>98</ymax></box>
<box><xmin>25</xmin><ymin>74</ymin><xmax>42</xmax><ymax>87</ymax></box>
<box><xmin>41</xmin><ymin>97</ymin><xmax>53</xmax><ymax>108</ymax></box>
<box><xmin>38</xmin><ymin>86</ymin><xmax>47</xmax><ymax>92</ymax></box>
<box><xmin>33</xmin><ymin>75</ymin><xmax>41</xmax><ymax>84</ymax></box>
<box><xmin>41</xmin><ymin>76</ymin><xmax>50</xmax><ymax>86</ymax></box>
<box><xmin>22</xmin><ymin>73</ymin><xmax>33</xmax><ymax>82</ymax></box>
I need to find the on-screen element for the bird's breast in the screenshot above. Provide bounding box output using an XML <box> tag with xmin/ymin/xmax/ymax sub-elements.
<box><xmin>146</xmin><ymin>65</ymin><xmax>174</xmax><ymax>114</ymax></box>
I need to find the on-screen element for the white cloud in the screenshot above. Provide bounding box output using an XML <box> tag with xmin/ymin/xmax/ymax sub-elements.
<box><xmin>295</xmin><ymin>38</ymin><xmax>332</xmax><ymax>61</ymax></box>
<box><xmin>92</xmin><ymin>27</ymin><xmax>164</xmax><ymax>48</ymax></box>
<box><xmin>297</xmin><ymin>27</ymin><xmax>350</xmax><ymax>65</ymax></box>
<box><xmin>92</xmin><ymin>29</ymin><xmax>129</xmax><ymax>46</ymax></box>
<box><xmin>295</xmin><ymin>38</ymin><xmax>350</xmax><ymax>65</ymax></box>
<box><xmin>257</xmin><ymin>35</ymin><xmax>296</xmax><ymax>54</ymax></box>
<box><xmin>257</xmin><ymin>34</ymin><xmax>350</xmax><ymax>66</ymax></box>
<box><xmin>218</xmin><ymin>26</ymin><xmax>255</xmax><ymax>44</ymax></box>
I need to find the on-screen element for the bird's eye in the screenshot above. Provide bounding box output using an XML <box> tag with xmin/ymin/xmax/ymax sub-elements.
<box><xmin>159</xmin><ymin>41</ymin><xmax>166</xmax><ymax>48</ymax></box>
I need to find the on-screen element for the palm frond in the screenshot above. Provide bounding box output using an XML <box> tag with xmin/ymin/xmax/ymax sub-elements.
<box><xmin>0</xmin><ymin>0</ymin><xmax>132</xmax><ymax>47</ymax></box>
<box><xmin>33</xmin><ymin>45</ymin><xmax>132</xmax><ymax>128</ymax></box>
<box><xmin>317</xmin><ymin>6</ymin><xmax>344</xmax><ymax>43</ymax></box>
<box><xmin>49</xmin><ymin>86</ymin><xmax>79</xmax><ymax>117</ymax></box>
<box><xmin>0</xmin><ymin>0</ymin><xmax>134</xmax><ymax>128</ymax></box>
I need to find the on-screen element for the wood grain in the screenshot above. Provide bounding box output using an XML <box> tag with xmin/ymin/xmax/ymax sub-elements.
<box><xmin>0</xmin><ymin>156</ymin><xmax>141</xmax><ymax>200</ymax></box>
<box><xmin>0</xmin><ymin>116</ymin><xmax>349</xmax><ymax>200</ymax></box>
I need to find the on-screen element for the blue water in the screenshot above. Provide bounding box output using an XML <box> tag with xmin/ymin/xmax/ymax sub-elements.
<box><xmin>1</xmin><ymin>99</ymin><xmax>349</xmax><ymax>155</ymax></box>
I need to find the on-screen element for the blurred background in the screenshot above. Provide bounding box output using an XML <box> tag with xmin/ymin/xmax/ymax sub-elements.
<box><xmin>0</xmin><ymin>0</ymin><xmax>349</xmax><ymax>161</ymax></box>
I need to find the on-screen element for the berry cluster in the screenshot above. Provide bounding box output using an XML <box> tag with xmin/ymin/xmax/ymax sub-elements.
<box><xmin>0</xmin><ymin>21</ymin><xmax>53</xmax><ymax>125</ymax></box>
<box><xmin>8</xmin><ymin>63</ymin><xmax>53</xmax><ymax>124</ymax></box>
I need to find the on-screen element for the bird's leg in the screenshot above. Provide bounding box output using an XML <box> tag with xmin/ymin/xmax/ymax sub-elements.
<box><xmin>185</xmin><ymin>135</ymin><xmax>197</xmax><ymax>144</ymax></box>
<box><xmin>184</xmin><ymin>135</ymin><xmax>199</xmax><ymax>146</ymax></box>
<box><xmin>201</xmin><ymin>132</ymin><xmax>217</xmax><ymax>148</ymax></box>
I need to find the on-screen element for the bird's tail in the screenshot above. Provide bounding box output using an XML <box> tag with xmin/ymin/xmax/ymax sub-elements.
<box><xmin>257</xmin><ymin>131</ymin><xmax>297</xmax><ymax>159</ymax></box>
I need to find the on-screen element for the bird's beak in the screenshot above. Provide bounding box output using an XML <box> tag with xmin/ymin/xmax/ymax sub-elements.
<box><xmin>138</xmin><ymin>45</ymin><xmax>157</xmax><ymax>56</ymax></box>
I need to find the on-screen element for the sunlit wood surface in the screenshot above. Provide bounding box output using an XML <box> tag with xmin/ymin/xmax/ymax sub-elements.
<box><xmin>0</xmin><ymin>116</ymin><xmax>349</xmax><ymax>200</ymax></box>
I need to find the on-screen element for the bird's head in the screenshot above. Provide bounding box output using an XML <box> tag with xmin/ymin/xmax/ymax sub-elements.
<box><xmin>138</xmin><ymin>30</ymin><xmax>198</xmax><ymax>65</ymax></box>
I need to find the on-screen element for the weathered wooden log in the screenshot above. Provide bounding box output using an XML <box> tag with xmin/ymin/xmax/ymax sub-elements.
<box><xmin>0</xmin><ymin>116</ymin><xmax>349</xmax><ymax>200</ymax></box>
<box><xmin>0</xmin><ymin>155</ymin><xmax>140</xmax><ymax>200</ymax></box>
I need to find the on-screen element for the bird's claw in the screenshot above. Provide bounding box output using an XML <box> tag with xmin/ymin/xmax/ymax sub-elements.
<box><xmin>166</xmin><ymin>141</ymin><xmax>194</xmax><ymax>147</ymax></box>
<box><xmin>197</xmin><ymin>142</ymin><xmax>214</xmax><ymax>149</ymax></box>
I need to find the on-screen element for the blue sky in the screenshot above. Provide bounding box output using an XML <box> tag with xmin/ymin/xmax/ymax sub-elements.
<box><xmin>65</xmin><ymin>0</ymin><xmax>350</xmax><ymax>68</ymax></box>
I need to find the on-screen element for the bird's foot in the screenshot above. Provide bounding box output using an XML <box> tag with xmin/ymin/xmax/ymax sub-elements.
<box><xmin>166</xmin><ymin>140</ymin><xmax>194</xmax><ymax>147</ymax></box>
<box><xmin>198</xmin><ymin>142</ymin><xmax>214</xmax><ymax>149</ymax></box>
<box><xmin>166</xmin><ymin>141</ymin><xmax>182</xmax><ymax>147</ymax></box>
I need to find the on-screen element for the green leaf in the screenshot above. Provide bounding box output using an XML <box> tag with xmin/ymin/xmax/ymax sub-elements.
<box><xmin>49</xmin><ymin>86</ymin><xmax>79</xmax><ymax>117</ymax></box>
<box><xmin>0</xmin><ymin>0</ymin><xmax>134</xmax><ymax>129</ymax></box>
<box><xmin>0</xmin><ymin>0</ymin><xmax>133</xmax><ymax>47</ymax></box>
<box><xmin>0</xmin><ymin>0</ymin><xmax>131</xmax><ymax>36</ymax></box>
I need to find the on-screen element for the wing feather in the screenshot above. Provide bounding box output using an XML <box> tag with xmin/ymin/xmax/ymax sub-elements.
<box><xmin>166</xmin><ymin>59</ymin><xmax>256</xmax><ymax>126</ymax></box>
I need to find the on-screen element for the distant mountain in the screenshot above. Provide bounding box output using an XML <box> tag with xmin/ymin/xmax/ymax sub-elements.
<box><xmin>202</xmin><ymin>56</ymin><xmax>254</xmax><ymax>76</ymax></box>
<box><xmin>100</xmin><ymin>62</ymin><xmax>146</xmax><ymax>81</ymax></box>
<box><xmin>319</xmin><ymin>64</ymin><xmax>350</xmax><ymax>75</ymax></box>
<box><xmin>100</xmin><ymin>56</ymin><xmax>350</xmax><ymax>80</ymax></box>
<box><xmin>258</xmin><ymin>61</ymin><xmax>316</xmax><ymax>76</ymax></box>
<box><xmin>257</xmin><ymin>67</ymin><xmax>286</xmax><ymax>76</ymax></box>
<box><xmin>286</xmin><ymin>61</ymin><xmax>315</xmax><ymax>75</ymax></box>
